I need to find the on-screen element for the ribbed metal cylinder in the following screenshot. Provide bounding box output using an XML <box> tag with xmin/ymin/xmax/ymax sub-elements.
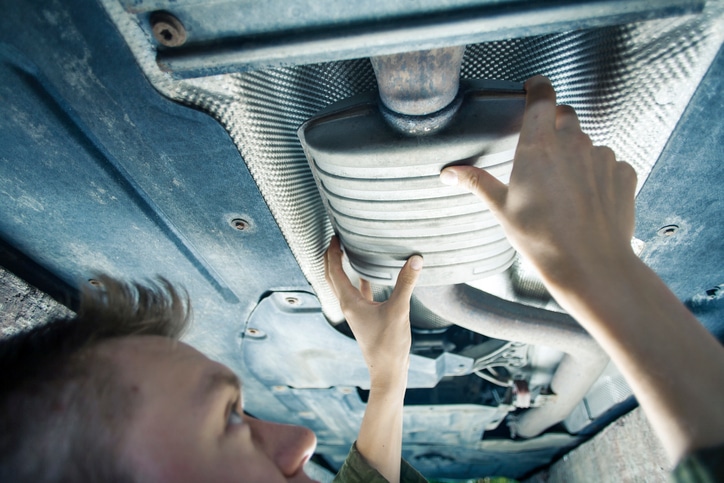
<box><xmin>299</xmin><ymin>80</ymin><xmax>525</xmax><ymax>286</ymax></box>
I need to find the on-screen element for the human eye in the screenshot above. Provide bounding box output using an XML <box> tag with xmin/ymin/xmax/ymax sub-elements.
<box><xmin>226</xmin><ymin>401</ymin><xmax>244</xmax><ymax>427</ymax></box>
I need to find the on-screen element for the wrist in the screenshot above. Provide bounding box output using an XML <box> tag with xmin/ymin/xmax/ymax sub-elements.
<box><xmin>542</xmin><ymin>245</ymin><xmax>640</xmax><ymax>298</ymax></box>
<box><xmin>542</xmin><ymin>249</ymin><xmax>642</xmax><ymax>320</ymax></box>
<box><xmin>368</xmin><ymin>358</ymin><xmax>409</xmax><ymax>394</ymax></box>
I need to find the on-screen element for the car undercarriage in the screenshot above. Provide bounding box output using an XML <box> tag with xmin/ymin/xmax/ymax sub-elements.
<box><xmin>1</xmin><ymin>0</ymin><xmax>722</xmax><ymax>479</ymax></box>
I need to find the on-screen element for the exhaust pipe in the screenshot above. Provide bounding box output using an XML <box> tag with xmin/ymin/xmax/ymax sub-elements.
<box><xmin>371</xmin><ymin>46</ymin><xmax>466</xmax><ymax>135</ymax></box>
<box><xmin>415</xmin><ymin>284</ymin><xmax>609</xmax><ymax>438</ymax></box>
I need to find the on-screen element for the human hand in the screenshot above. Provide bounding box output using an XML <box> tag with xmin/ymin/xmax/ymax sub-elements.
<box><xmin>440</xmin><ymin>76</ymin><xmax>724</xmax><ymax>465</ymax></box>
<box><xmin>324</xmin><ymin>236</ymin><xmax>423</xmax><ymax>389</ymax></box>
<box><xmin>440</xmin><ymin>75</ymin><xmax>638</xmax><ymax>292</ymax></box>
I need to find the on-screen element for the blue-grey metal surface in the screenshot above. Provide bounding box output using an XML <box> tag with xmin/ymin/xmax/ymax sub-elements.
<box><xmin>0</xmin><ymin>0</ymin><xmax>310</xmax><ymax>391</ymax></box>
<box><xmin>101</xmin><ymin>0</ymin><xmax>724</xmax><ymax>325</ymax></box>
<box><xmin>113</xmin><ymin>0</ymin><xmax>704</xmax><ymax>77</ymax></box>
<box><xmin>242</xmin><ymin>292</ymin><xmax>474</xmax><ymax>389</ymax></box>
<box><xmin>634</xmin><ymin>43</ymin><xmax>724</xmax><ymax>338</ymax></box>
<box><xmin>1</xmin><ymin>0</ymin><xmax>723</xmax><ymax>480</ymax></box>
<box><xmin>241</xmin><ymin>292</ymin><xmax>578</xmax><ymax>479</ymax></box>
<box><xmin>243</xmin><ymin>292</ymin><xmax>474</xmax><ymax>389</ymax></box>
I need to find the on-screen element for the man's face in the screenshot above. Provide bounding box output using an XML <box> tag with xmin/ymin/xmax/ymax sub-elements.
<box><xmin>97</xmin><ymin>336</ymin><xmax>318</xmax><ymax>482</ymax></box>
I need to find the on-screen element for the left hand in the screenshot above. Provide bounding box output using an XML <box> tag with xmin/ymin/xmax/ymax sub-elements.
<box><xmin>324</xmin><ymin>236</ymin><xmax>423</xmax><ymax>388</ymax></box>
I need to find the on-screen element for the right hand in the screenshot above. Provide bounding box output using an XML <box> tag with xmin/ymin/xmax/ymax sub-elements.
<box><xmin>440</xmin><ymin>75</ymin><xmax>638</xmax><ymax>291</ymax></box>
<box><xmin>324</xmin><ymin>236</ymin><xmax>423</xmax><ymax>388</ymax></box>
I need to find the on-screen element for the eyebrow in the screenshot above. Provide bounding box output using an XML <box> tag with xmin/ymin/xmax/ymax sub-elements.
<box><xmin>195</xmin><ymin>368</ymin><xmax>242</xmax><ymax>406</ymax></box>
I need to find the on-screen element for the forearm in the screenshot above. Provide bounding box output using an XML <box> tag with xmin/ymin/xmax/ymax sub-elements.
<box><xmin>356</xmin><ymin>368</ymin><xmax>408</xmax><ymax>483</ymax></box>
<box><xmin>325</xmin><ymin>238</ymin><xmax>422</xmax><ymax>482</ymax></box>
<box><xmin>547</xmin><ymin>252</ymin><xmax>724</xmax><ymax>463</ymax></box>
<box><xmin>443</xmin><ymin>76</ymin><xmax>724</xmax><ymax>468</ymax></box>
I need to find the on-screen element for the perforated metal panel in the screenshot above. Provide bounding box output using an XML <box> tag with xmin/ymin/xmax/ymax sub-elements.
<box><xmin>102</xmin><ymin>0</ymin><xmax>723</xmax><ymax>321</ymax></box>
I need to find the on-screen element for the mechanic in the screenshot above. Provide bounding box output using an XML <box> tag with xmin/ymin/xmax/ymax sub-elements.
<box><xmin>1</xmin><ymin>76</ymin><xmax>722</xmax><ymax>482</ymax></box>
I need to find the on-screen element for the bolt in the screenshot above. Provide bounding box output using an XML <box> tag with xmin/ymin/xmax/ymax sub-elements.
<box><xmin>285</xmin><ymin>296</ymin><xmax>300</xmax><ymax>306</ymax></box>
<box><xmin>150</xmin><ymin>12</ymin><xmax>187</xmax><ymax>47</ymax></box>
<box><xmin>658</xmin><ymin>224</ymin><xmax>679</xmax><ymax>237</ymax></box>
<box><xmin>230</xmin><ymin>218</ymin><xmax>250</xmax><ymax>231</ymax></box>
<box><xmin>245</xmin><ymin>327</ymin><xmax>266</xmax><ymax>339</ymax></box>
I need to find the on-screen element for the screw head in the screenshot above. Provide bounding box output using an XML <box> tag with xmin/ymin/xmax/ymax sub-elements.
<box><xmin>150</xmin><ymin>12</ymin><xmax>187</xmax><ymax>47</ymax></box>
<box><xmin>230</xmin><ymin>218</ymin><xmax>250</xmax><ymax>231</ymax></box>
<box><xmin>244</xmin><ymin>327</ymin><xmax>266</xmax><ymax>339</ymax></box>
<box><xmin>657</xmin><ymin>224</ymin><xmax>679</xmax><ymax>237</ymax></box>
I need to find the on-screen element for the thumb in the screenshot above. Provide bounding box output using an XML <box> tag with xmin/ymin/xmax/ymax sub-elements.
<box><xmin>388</xmin><ymin>255</ymin><xmax>423</xmax><ymax>307</ymax></box>
<box><xmin>440</xmin><ymin>165</ymin><xmax>507</xmax><ymax>211</ymax></box>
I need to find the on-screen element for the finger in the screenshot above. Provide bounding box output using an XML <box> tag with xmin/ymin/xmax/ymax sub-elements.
<box><xmin>324</xmin><ymin>238</ymin><xmax>333</xmax><ymax>286</ymax></box>
<box><xmin>616</xmin><ymin>160</ymin><xmax>638</xmax><ymax>197</ymax></box>
<box><xmin>325</xmin><ymin>237</ymin><xmax>361</xmax><ymax>306</ymax></box>
<box><xmin>388</xmin><ymin>255</ymin><xmax>423</xmax><ymax>307</ymax></box>
<box><xmin>519</xmin><ymin>75</ymin><xmax>557</xmax><ymax>145</ymax></box>
<box><xmin>555</xmin><ymin>104</ymin><xmax>581</xmax><ymax>132</ymax></box>
<box><xmin>440</xmin><ymin>165</ymin><xmax>507</xmax><ymax>212</ymax></box>
<box><xmin>359</xmin><ymin>278</ymin><xmax>373</xmax><ymax>302</ymax></box>
<box><xmin>324</xmin><ymin>236</ymin><xmax>342</xmax><ymax>283</ymax></box>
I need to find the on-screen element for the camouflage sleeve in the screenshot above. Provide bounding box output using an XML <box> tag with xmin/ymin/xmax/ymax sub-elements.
<box><xmin>333</xmin><ymin>442</ymin><xmax>427</xmax><ymax>483</ymax></box>
<box><xmin>671</xmin><ymin>444</ymin><xmax>724</xmax><ymax>483</ymax></box>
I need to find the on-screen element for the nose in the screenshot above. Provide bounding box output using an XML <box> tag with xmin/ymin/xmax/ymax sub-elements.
<box><xmin>248</xmin><ymin>418</ymin><xmax>317</xmax><ymax>477</ymax></box>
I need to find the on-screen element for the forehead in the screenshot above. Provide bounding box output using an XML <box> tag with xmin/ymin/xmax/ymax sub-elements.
<box><xmin>94</xmin><ymin>335</ymin><xmax>227</xmax><ymax>388</ymax></box>
<box><xmin>101</xmin><ymin>336</ymin><xmax>244</xmax><ymax>481</ymax></box>
<box><xmin>97</xmin><ymin>335</ymin><xmax>205</xmax><ymax>363</ymax></box>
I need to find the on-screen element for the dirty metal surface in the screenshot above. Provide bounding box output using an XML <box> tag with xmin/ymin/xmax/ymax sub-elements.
<box><xmin>0</xmin><ymin>0</ymin><xmax>722</xmax><ymax>479</ymax></box>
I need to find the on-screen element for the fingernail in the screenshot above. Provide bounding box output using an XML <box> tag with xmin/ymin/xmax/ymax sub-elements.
<box><xmin>440</xmin><ymin>169</ymin><xmax>458</xmax><ymax>186</ymax></box>
<box><xmin>410</xmin><ymin>255</ymin><xmax>423</xmax><ymax>271</ymax></box>
<box><xmin>525</xmin><ymin>75</ymin><xmax>550</xmax><ymax>89</ymax></box>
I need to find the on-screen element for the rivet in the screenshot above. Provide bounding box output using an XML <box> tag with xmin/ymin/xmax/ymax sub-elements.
<box><xmin>230</xmin><ymin>218</ymin><xmax>250</xmax><ymax>231</ymax></box>
<box><xmin>150</xmin><ymin>12</ymin><xmax>187</xmax><ymax>47</ymax></box>
<box><xmin>285</xmin><ymin>296</ymin><xmax>300</xmax><ymax>306</ymax></box>
<box><xmin>657</xmin><ymin>224</ymin><xmax>679</xmax><ymax>237</ymax></box>
<box><xmin>245</xmin><ymin>327</ymin><xmax>266</xmax><ymax>339</ymax></box>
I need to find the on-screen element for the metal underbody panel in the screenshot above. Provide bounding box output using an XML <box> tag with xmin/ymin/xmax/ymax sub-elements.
<box><xmin>0</xmin><ymin>0</ymin><xmax>722</xmax><ymax>479</ymax></box>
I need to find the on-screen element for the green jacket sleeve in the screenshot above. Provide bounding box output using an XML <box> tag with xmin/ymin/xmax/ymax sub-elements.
<box><xmin>333</xmin><ymin>442</ymin><xmax>427</xmax><ymax>483</ymax></box>
<box><xmin>671</xmin><ymin>443</ymin><xmax>724</xmax><ymax>483</ymax></box>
